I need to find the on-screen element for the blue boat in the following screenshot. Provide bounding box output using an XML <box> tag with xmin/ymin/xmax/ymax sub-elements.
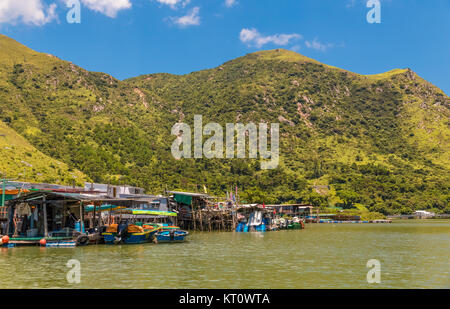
<box><xmin>103</xmin><ymin>230</ymin><xmax>158</xmax><ymax>244</ymax></box>
<box><xmin>102</xmin><ymin>220</ymin><xmax>161</xmax><ymax>244</ymax></box>
<box><xmin>235</xmin><ymin>221</ymin><xmax>266</xmax><ymax>232</ymax></box>
<box><xmin>235</xmin><ymin>207</ymin><xmax>269</xmax><ymax>232</ymax></box>
<box><xmin>155</xmin><ymin>230</ymin><xmax>189</xmax><ymax>243</ymax></box>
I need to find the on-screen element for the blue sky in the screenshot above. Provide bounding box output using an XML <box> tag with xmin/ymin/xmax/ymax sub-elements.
<box><xmin>0</xmin><ymin>0</ymin><xmax>449</xmax><ymax>94</ymax></box>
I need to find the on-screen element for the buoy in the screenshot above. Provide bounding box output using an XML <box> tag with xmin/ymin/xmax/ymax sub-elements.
<box><xmin>39</xmin><ymin>238</ymin><xmax>47</xmax><ymax>246</ymax></box>
<box><xmin>2</xmin><ymin>235</ymin><xmax>10</xmax><ymax>244</ymax></box>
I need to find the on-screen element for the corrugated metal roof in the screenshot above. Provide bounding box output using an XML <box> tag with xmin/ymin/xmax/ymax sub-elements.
<box><xmin>265</xmin><ymin>204</ymin><xmax>314</xmax><ymax>208</ymax></box>
<box><xmin>8</xmin><ymin>190</ymin><xmax>137</xmax><ymax>202</ymax></box>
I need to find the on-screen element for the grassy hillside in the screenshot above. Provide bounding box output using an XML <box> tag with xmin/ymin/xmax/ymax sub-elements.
<box><xmin>0</xmin><ymin>35</ymin><xmax>448</xmax><ymax>214</ymax></box>
<box><xmin>0</xmin><ymin>121</ymin><xmax>87</xmax><ymax>185</ymax></box>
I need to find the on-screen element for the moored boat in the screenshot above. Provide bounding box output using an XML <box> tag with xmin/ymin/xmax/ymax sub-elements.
<box><xmin>102</xmin><ymin>220</ymin><xmax>161</xmax><ymax>244</ymax></box>
<box><xmin>155</xmin><ymin>229</ymin><xmax>189</xmax><ymax>243</ymax></box>
<box><xmin>287</xmin><ymin>217</ymin><xmax>305</xmax><ymax>229</ymax></box>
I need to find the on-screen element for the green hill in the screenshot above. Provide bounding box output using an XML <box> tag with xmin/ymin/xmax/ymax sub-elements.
<box><xmin>0</xmin><ymin>121</ymin><xmax>87</xmax><ymax>185</ymax></box>
<box><xmin>0</xmin><ymin>35</ymin><xmax>448</xmax><ymax>214</ymax></box>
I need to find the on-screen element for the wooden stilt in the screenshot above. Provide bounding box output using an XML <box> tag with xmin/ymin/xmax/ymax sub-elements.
<box><xmin>199</xmin><ymin>207</ymin><xmax>203</xmax><ymax>231</ymax></box>
<box><xmin>192</xmin><ymin>208</ymin><xmax>197</xmax><ymax>231</ymax></box>
<box><xmin>80</xmin><ymin>201</ymin><xmax>85</xmax><ymax>233</ymax></box>
<box><xmin>43</xmin><ymin>196</ymin><xmax>48</xmax><ymax>238</ymax></box>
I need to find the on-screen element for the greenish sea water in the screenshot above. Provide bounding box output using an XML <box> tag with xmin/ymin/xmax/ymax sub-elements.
<box><xmin>1</xmin><ymin>220</ymin><xmax>448</xmax><ymax>289</ymax></box>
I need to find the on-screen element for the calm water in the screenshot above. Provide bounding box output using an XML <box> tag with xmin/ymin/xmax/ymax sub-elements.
<box><xmin>1</xmin><ymin>220</ymin><xmax>449</xmax><ymax>289</ymax></box>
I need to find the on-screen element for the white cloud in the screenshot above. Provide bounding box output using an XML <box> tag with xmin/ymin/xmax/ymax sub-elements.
<box><xmin>305</xmin><ymin>38</ymin><xmax>333</xmax><ymax>51</ymax></box>
<box><xmin>155</xmin><ymin>0</ymin><xmax>191</xmax><ymax>10</ymax></box>
<box><xmin>224</xmin><ymin>0</ymin><xmax>237</xmax><ymax>8</ymax></box>
<box><xmin>0</xmin><ymin>0</ymin><xmax>57</xmax><ymax>26</ymax></box>
<box><xmin>80</xmin><ymin>0</ymin><xmax>132</xmax><ymax>18</ymax></box>
<box><xmin>290</xmin><ymin>45</ymin><xmax>301</xmax><ymax>52</ymax></box>
<box><xmin>240</xmin><ymin>28</ymin><xmax>302</xmax><ymax>48</ymax></box>
<box><xmin>156</xmin><ymin>0</ymin><xmax>180</xmax><ymax>4</ymax></box>
<box><xmin>171</xmin><ymin>6</ymin><xmax>200</xmax><ymax>27</ymax></box>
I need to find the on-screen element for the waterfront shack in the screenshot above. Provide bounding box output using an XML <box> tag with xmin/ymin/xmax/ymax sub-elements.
<box><xmin>265</xmin><ymin>204</ymin><xmax>314</xmax><ymax>217</ymax></box>
<box><xmin>84</xmin><ymin>182</ymin><xmax>146</xmax><ymax>198</ymax></box>
<box><xmin>168</xmin><ymin>191</ymin><xmax>235</xmax><ymax>231</ymax></box>
<box><xmin>413</xmin><ymin>210</ymin><xmax>436</xmax><ymax>219</ymax></box>
<box><xmin>2</xmin><ymin>190</ymin><xmax>133</xmax><ymax>246</ymax></box>
<box><xmin>1</xmin><ymin>189</ymin><xmax>29</xmax><ymax>225</ymax></box>
<box><xmin>1</xmin><ymin>189</ymin><xmax>171</xmax><ymax>246</ymax></box>
<box><xmin>168</xmin><ymin>191</ymin><xmax>209</xmax><ymax>230</ymax></box>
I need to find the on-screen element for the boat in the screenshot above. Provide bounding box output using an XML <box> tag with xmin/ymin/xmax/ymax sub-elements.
<box><xmin>155</xmin><ymin>229</ymin><xmax>189</xmax><ymax>243</ymax></box>
<box><xmin>287</xmin><ymin>217</ymin><xmax>305</xmax><ymax>229</ymax></box>
<box><xmin>45</xmin><ymin>240</ymin><xmax>77</xmax><ymax>248</ymax></box>
<box><xmin>102</xmin><ymin>220</ymin><xmax>161</xmax><ymax>244</ymax></box>
<box><xmin>1</xmin><ymin>236</ymin><xmax>80</xmax><ymax>247</ymax></box>
<box><xmin>287</xmin><ymin>222</ymin><xmax>304</xmax><ymax>229</ymax></box>
<box><xmin>235</xmin><ymin>206</ymin><xmax>270</xmax><ymax>232</ymax></box>
<box><xmin>99</xmin><ymin>206</ymin><xmax>178</xmax><ymax>244</ymax></box>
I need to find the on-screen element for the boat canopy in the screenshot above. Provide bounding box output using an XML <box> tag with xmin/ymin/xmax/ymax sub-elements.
<box><xmin>84</xmin><ymin>204</ymin><xmax>125</xmax><ymax>212</ymax></box>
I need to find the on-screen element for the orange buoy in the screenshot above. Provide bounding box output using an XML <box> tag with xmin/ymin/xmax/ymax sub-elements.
<box><xmin>1</xmin><ymin>235</ymin><xmax>9</xmax><ymax>244</ymax></box>
<box><xmin>39</xmin><ymin>238</ymin><xmax>47</xmax><ymax>246</ymax></box>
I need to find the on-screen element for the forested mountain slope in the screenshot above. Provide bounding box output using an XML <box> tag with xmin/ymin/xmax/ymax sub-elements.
<box><xmin>0</xmin><ymin>35</ymin><xmax>448</xmax><ymax>214</ymax></box>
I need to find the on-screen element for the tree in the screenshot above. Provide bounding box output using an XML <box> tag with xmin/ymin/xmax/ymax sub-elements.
<box><xmin>337</xmin><ymin>189</ymin><xmax>361</xmax><ymax>209</ymax></box>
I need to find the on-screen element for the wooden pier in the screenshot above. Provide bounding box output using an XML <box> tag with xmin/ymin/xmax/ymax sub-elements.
<box><xmin>168</xmin><ymin>191</ymin><xmax>238</xmax><ymax>232</ymax></box>
<box><xmin>179</xmin><ymin>209</ymin><xmax>236</xmax><ymax>232</ymax></box>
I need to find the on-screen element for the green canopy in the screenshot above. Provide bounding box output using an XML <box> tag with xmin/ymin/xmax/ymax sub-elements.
<box><xmin>131</xmin><ymin>209</ymin><xmax>177</xmax><ymax>217</ymax></box>
<box><xmin>174</xmin><ymin>193</ymin><xmax>192</xmax><ymax>206</ymax></box>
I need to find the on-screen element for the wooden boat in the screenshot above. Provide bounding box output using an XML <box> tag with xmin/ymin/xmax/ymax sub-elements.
<box><xmin>155</xmin><ymin>230</ymin><xmax>189</xmax><ymax>243</ymax></box>
<box><xmin>45</xmin><ymin>240</ymin><xmax>77</xmax><ymax>248</ymax></box>
<box><xmin>102</xmin><ymin>220</ymin><xmax>161</xmax><ymax>244</ymax></box>
<box><xmin>1</xmin><ymin>235</ymin><xmax>88</xmax><ymax>247</ymax></box>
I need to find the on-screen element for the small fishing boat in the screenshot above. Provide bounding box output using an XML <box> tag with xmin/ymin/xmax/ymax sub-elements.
<box><xmin>155</xmin><ymin>229</ymin><xmax>189</xmax><ymax>243</ymax></box>
<box><xmin>102</xmin><ymin>220</ymin><xmax>161</xmax><ymax>244</ymax></box>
